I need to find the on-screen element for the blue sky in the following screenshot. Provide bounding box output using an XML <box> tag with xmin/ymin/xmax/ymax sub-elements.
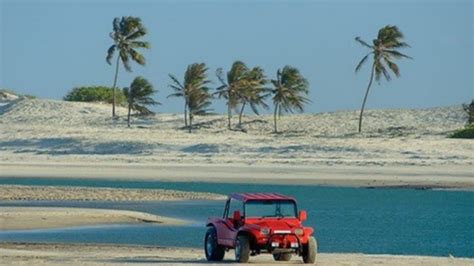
<box><xmin>1</xmin><ymin>0</ymin><xmax>472</xmax><ymax>114</ymax></box>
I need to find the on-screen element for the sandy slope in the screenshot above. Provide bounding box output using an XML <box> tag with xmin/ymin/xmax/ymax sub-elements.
<box><xmin>0</xmin><ymin>207</ymin><xmax>186</xmax><ymax>230</ymax></box>
<box><xmin>0</xmin><ymin>243</ymin><xmax>472</xmax><ymax>265</ymax></box>
<box><xmin>0</xmin><ymin>98</ymin><xmax>472</xmax><ymax>168</ymax></box>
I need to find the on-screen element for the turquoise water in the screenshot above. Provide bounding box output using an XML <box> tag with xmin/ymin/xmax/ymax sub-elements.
<box><xmin>0</xmin><ymin>177</ymin><xmax>473</xmax><ymax>257</ymax></box>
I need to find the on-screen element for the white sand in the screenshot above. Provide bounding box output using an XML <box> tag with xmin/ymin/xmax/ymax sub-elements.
<box><xmin>0</xmin><ymin>185</ymin><xmax>224</xmax><ymax>201</ymax></box>
<box><xmin>0</xmin><ymin>207</ymin><xmax>186</xmax><ymax>230</ymax></box>
<box><xmin>1</xmin><ymin>162</ymin><xmax>473</xmax><ymax>188</ymax></box>
<box><xmin>0</xmin><ymin>98</ymin><xmax>473</xmax><ymax>188</ymax></box>
<box><xmin>0</xmin><ymin>243</ymin><xmax>472</xmax><ymax>265</ymax></box>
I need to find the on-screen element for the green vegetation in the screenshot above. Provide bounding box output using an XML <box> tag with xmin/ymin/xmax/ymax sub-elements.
<box><xmin>123</xmin><ymin>76</ymin><xmax>159</xmax><ymax>127</ymax></box>
<box><xmin>106</xmin><ymin>16</ymin><xmax>150</xmax><ymax>117</ymax></box>
<box><xmin>450</xmin><ymin>125</ymin><xmax>474</xmax><ymax>139</ymax></box>
<box><xmin>271</xmin><ymin>66</ymin><xmax>310</xmax><ymax>133</ymax></box>
<box><xmin>355</xmin><ymin>25</ymin><xmax>412</xmax><ymax>133</ymax></box>
<box><xmin>63</xmin><ymin>86</ymin><xmax>126</xmax><ymax>105</ymax></box>
<box><xmin>168</xmin><ymin>63</ymin><xmax>213</xmax><ymax>133</ymax></box>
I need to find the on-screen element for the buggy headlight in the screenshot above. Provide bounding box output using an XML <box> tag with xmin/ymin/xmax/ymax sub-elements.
<box><xmin>294</xmin><ymin>228</ymin><xmax>304</xmax><ymax>236</ymax></box>
<box><xmin>260</xmin><ymin>227</ymin><xmax>270</xmax><ymax>235</ymax></box>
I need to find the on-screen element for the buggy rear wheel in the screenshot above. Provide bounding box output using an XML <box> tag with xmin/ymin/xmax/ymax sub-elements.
<box><xmin>204</xmin><ymin>227</ymin><xmax>225</xmax><ymax>261</ymax></box>
<box><xmin>235</xmin><ymin>235</ymin><xmax>250</xmax><ymax>263</ymax></box>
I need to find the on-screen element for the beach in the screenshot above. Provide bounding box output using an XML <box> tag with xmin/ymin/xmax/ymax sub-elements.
<box><xmin>0</xmin><ymin>98</ymin><xmax>472</xmax><ymax>188</ymax></box>
<box><xmin>0</xmin><ymin>207</ymin><xmax>187</xmax><ymax>230</ymax></box>
<box><xmin>1</xmin><ymin>162</ymin><xmax>473</xmax><ymax>189</ymax></box>
<box><xmin>1</xmin><ymin>243</ymin><xmax>473</xmax><ymax>265</ymax></box>
<box><xmin>1</xmin><ymin>98</ymin><xmax>473</xmax><ymax>264</ymax></box>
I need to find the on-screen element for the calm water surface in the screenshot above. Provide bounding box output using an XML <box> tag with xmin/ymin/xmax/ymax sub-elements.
<box><xmin>0</xmin><ymin>177</ymin><xmax>473</xmax><ymax>257</ymax></box>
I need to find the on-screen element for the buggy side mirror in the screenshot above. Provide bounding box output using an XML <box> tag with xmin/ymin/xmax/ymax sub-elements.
<box><xmin>233</xmin><ymin>210</ymin><xmax>242</xmax><ymax>221</ymax></box>
<box><xmin>299</xmin><ymin>210</ymin><xmax>307</xmax><ymax>222</ymax></box>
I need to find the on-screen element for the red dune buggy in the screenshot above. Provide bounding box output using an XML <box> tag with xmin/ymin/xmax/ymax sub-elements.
<box><xmin>204</xmin><ymin>193</ymin><xmax>317</xmax><ymax>263</ymax></box>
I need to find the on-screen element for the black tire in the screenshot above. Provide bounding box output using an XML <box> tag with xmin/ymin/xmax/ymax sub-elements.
<box><xmin>204</xmin><ymin>227</ymin><xmax>225</xmax><ymax>261</ymax></box>
<box><xmin>273</xmin><ymin>253</ymin><xmax>292</xmax><ymax>261</ymax></box>
<box><xmin>235</xmin><ymin>235</ymin><xmax>250</xmax><ymax>263</ymax></box>
<box><xmin>302</xmin><ymin>236</ymin><xmax>317</xmax><ymax>264</ymax></box>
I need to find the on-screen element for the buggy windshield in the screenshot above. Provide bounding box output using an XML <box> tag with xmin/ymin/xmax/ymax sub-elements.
<box><xmin>244</xmin><ymin>200</ymin><xmax>297</xmax><ymax>218</ymax></box>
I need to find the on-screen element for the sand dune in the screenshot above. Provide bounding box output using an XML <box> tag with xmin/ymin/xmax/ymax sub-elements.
<box><xmin>0</xmin><ymin>207</ymin><xmax>186</xmax><ymax>230</ymax></box>
<box><xmin>0</xmin><ymin>98</ymin><xmax>472</xmax><ymax>169</ymax></box>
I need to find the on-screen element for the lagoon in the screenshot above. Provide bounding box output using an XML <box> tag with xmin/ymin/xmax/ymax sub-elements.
<box><xmin>0</xmin><ymin>178</ymin><xmax>473</xmax><ymax>257</ymax></box>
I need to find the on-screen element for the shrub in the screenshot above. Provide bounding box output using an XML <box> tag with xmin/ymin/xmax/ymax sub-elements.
<box><xmin>63</xmin><ymin>86</ymin><xmax>126</xmax><ymax>105</ymax></box>
<box><xmin>450</xmin><ymin>125</ymin><xmax>474</xmax><ymax>139</ymax></box>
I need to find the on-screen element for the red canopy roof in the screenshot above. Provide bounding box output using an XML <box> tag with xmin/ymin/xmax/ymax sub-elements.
<box><xmin>230</xmin><ymin>193</ymin><xmax>295</xmax><ymax>202</ymax></box>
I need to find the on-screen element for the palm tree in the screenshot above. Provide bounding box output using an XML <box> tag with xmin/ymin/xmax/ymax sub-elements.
<box><xmin>271</xmin><ymin>66</ymin><xmax>310</xmax><ymax>133</ymax></box>
<box><xmin>215</xmin><ymin>61</ymin><xmax>249</xmax><ymax>130</ymax></box>
<box><xmin>355</xmin><ymin>25</ymin><xmax>411</xmax><ymax>132</ymax></box>
<box><xmin>123</xmin><ymin>76</ymin><xmax>159</xmax><ymax>127</ymax></box>
<box><xmin>168</xmin><ymin>63</ymin><xmax>212</xmax><ymax>132</ymax></box>
<box><xmin>106</xmin><ymin>16</ymin><xmax>150</xmax><ymax>117</ymax></box>
<box><xmin>236</xmin><ymin>66</ymin><xmax>269</xmax><ymax>126</ymax></box>
<box><xmin>188</xmin><ymin>85</ymin><xmax>213</xmax><ymax>133</ymax></box>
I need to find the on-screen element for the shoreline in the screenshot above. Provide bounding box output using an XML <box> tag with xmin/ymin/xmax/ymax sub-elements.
<box><xmin>0</xmin><ymin>242</ymin><xmax>472</xmax><ymax>265</ymax></box>
<box><xmin>0</xmin><ymin>207</ymin><xmax>187</xmax><ymax>230</ymax></box>
<box><xmin>1</xmin><ymin>162</ymin><xmax>473</xmax><ymax>189</ymax></box>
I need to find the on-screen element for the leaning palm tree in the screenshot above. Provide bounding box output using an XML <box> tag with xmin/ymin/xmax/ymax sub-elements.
<box><xmin>237</xmin><ymin>66</ymin><xmax>269</xmax><ymax>126</ymax></box>
<box><xmin>123</xmin><ymin>76</ymin><xmax>159</xmax><ymax>127</ymax></box>
<box><xmin>271</xmin><ymin>66</ymin><xmax>310</xmax><ymax>133</ymax></box>
<box><xmin>106</xmin><ymin>16</ymin><xmax>150</xmax><ymax>117</ymax></box>
<box><xmin>355</xmin><ymin>25</ymin><xmax>411</xmax><ymax>132</ymax></box>
<box><xmin>215</xmin><ymin>61</ymin><xmax>249</xmax><ymax>130</ymax></box>
<box><xmin>168</xmin><ymin>63</ymin><xmax>212</xmax><ymax>132</ymax></box>
<box><xmin>187</xmin><ymin>86</ymin><xmax>213</xmax><ymax>133</ymax></box>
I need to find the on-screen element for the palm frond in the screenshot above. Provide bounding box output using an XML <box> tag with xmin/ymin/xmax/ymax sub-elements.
<box><xmin>126</xmin><ymin>28</ymin><xmax>147</xmax><ymax>41</ymax></box>
<box><xmin>129</xmin><ymin>49</ymin><xmax>146</xmax><ymax>65</ymax></box>
<box><xmin>384</xmin><ymin>50</ymin><xmax>413</xmax><ymax>59</ymax></box>
<box><xmin>130</xmin><ymin>41</ymin><xmax>150</xmax><ymax>49</ymax></box>
<box><xmin>355</xmin><ymin>37</ymin><xmax>373</xmax><ymax>48</ymax></box>
<box><xmin>119</xmin><ymin>50</ymin><xmax>132</xmax><ymax>72</ymax></box>
<box><xmin>168</xmin><ymin>74</ymin><xmax>184</xmax><ymax>90</ymax></box>
<box><xmin>376</xmin><ymin>61</ymin><xmax>391</xmax><ymax>81</ymax></box>
<box><xmin>215</xmin><ymin>68</ymin><xmax>227</xmax><ymax>85</ymax></box>
<box><xmin>384</xmin><ymin>58</ymin><xmax>400</xmax><ymax>77</ymax></box>
<box><xmin>355</xmin><ymin>52</ymin><xmax>372</xmax><ymax>73</ymax></box>
<box><xmin>106</xmin><ymin>45</ymin><xmax>116</xmax><ymax>65</ymax></box>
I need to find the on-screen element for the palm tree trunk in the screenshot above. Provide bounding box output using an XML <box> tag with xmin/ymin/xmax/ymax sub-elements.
<box><xmin>184</xmin><ymin>102</ymin><xmax>188</xmax><ymax>128</ymax></box>
<box><xmin>238</xmin><ymin>102</ymin><xmax>246</xmax><ymax>126</ymax></box>
<box><xmin>227</xmin><ymin>95</ymin><xmax>232</xmax><ymax>130</ymax></box>
<box><xmin>273</xmin><ymin>104</ymin><xmax>278</xmax><ymax>133</ymax></box>
<box><xmin>189</xmin><ymin>114</ymin><xmax>193</xmax><ymax>133</ymax></box>
<box><xmin>358</xmin><ymin>63</ymin><xmax>376</xmax><ymax>133</ymax></box>
<box><xmin>111</xmin><ymin>55</ymin><xmax>120</xmax><ymax>117</ymax></box>
<box><xmin>127</xmin><ymin>103</ymin><xmax>131</xmax><ymax>128</ymax></box>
